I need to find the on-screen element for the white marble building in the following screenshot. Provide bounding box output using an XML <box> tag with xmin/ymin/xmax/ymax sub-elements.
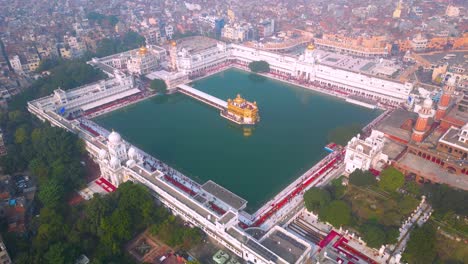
<box><xmin>344</xmin><ymin>131</ymin><xmax>388</xmax><ymax>173</ymax></box>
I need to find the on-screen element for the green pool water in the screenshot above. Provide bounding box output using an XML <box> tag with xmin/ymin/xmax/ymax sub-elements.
<box><xmin>94</xmin><ymin>68</ymin><xmax>380</xmax><ymax>211</ymax></box>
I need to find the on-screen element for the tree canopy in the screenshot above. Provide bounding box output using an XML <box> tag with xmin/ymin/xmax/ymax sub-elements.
<box><xmin>403</xmin><ymin>224</ymin><xmax>437</xmax><ymax>264</ymax></box>
<box><xmin>248</xmin><ymin>60</ymin><xmax>270</xmax><ymax>73</ymax></box>
<box><xmin>150</xmin><ymin>79</ymin><xmax>168</xmax><ymax>94</ymax></box>
<box><xmin>319</xmin><ymin>200</ymin><xmax>351</xmax><ymax>227</ymax></box>
<box><xmin>359</xmin><ymin>223</ymin><xmax>390</xmax><ymax>248</ymax></box>
<box><xmin>304</xmin><ymin>188</ymin><xmax>331</xmax><ymax>214</ymax></box>
<box><xmin>329</xmin><ymin>176</ymin><xmax>346</xmax><ymax>199</ymax></box>
<box><xmin>348</xmin><ymin>169</ymin><xmax>377</xmax><ymax>187</ymax></box>
<box><xmin>378</xmin><ymin>167</ymin><xmax>405</xmax><ymax>192</ymax></box>
<box><xmin>422</xmin><ymin>184</ymin><xmax>468</xmax><ymax>216</ymax></box>
<box><xmin>87</xmin><ymin>12</ymin><xmax>119</xmax><ymax>27</ymax></box>
<box><xmin>95</xmin><ymin>31</ymin><xmax>146</xmax><ymax>58</ymax></box>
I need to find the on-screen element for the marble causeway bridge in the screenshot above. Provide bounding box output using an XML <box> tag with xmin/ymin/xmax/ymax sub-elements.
<box><xmin>177</xmin><ymin>84</ymin><xmax>227</xmax><ymax>110</ymax></box>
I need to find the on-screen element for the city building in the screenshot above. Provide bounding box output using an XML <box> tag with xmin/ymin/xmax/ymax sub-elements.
<box><xmin>9</xmin><ymin>55</ymin><xmax>23</xmax><ymax>74</ymax></box>
<box><xmin>126</xmin><ymin>47</ymin><xmax>159</xmax><ymax>75</ymax></box>
<box><xmin>145</xmin><ymin>27</ymin><xmax>162</xmax><ymax>45</ymax></box>
<box><xmin>146</xmin><ymin>70</ymin><xmax>189</xmax><ymax>89</ymax></box>
<box><xmin>0</xmin><ymin>235</ymin><xmax>12</xmax><ymax>264</ymax></box>
<box><xmin>164</xmin><ymin>37</ymin><xmax>414</xmax><ymax>105</ymax></box>
<box><xmin>92</xmin><ymin>46</ymin><xmax>166</xmax><ymax>76</ymax></box>
<box><xmin>411</xmin><ymin>98</ymin><xmax>434</xmax><ymax>142</ymax></box>
<box><xmin>0</xmin><ymin>130</ymin><xmax>7</xmax><ymax>157</ymax></box>
<box><xmin>222</xmin><ymin>24</ymin><xmax>247</xmax><ymax>42</ymax></box>
<box><xmin>445</xmin><ymin>5</ymin><xmax>460</xmax><ymax>17</ymax></box>
<box><xmin>314</xmin><ymin>34</ymin><xmax>391</xmax><ymax>57</ymax></box>
<box><xmin>411</xmin><ymin>34</ymin><xmax>428</xmax><ymax>52</ymax></box>
<box><xmin>435</xmin><ymin>77</ymin><xmax>456</xmax><ymax>123</ymax></box>
<box><xmin>28</xmin><ymin>71</ymin><xmax>137</xmax><ymax>120</ymax></box>
<box><xmin>257</xmin><ymin>19</ymin><xmax>275</xmax><ymax>38</ymax></box>
<box><xmin>369</xmin><ymin>76</ymin><xmax>468</xmax><ymax>189</ymax></box>
<box><xmin>393</xmin><ymin>0</ymin><xmax>403</xmax><ymax>19</ymax></box>
<box><xmin>344</xmin><ymin>131</ymin><xmax>387</xmax><ymax>174</ymax></box>
<box><xmin>173</xmin><ymin>37</ymin><xmax>228</xmax><ymax>76</ymax></box>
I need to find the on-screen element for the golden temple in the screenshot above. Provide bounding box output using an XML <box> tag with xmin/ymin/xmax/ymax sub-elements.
<box><xmin>222</xmin><ymin>94</ymin><xmax>259</xmax><ymax>125</ymax></box>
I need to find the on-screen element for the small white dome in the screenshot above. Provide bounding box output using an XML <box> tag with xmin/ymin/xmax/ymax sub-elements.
<box><xmin>423</xmin><ymin>98</ymin><xmax>433</xmax><ymax>108</ymax></box>
<box><xmin>126</xmin><ymin>159</ymin><xmax>136</xmax><ymax>167</ymax></box>
<box><xmin>108</xmin><ymin>131</ymin><xmax>121</xmax><ymax>144</ymax></box>
<box><xmin>462</xmin><ymin>123</ymin><xmax>468</xmax><ymax>131</ymax></box>
<box><xmin>98</xmin><ymin>149</ymin><xmax>107</xmax><ymax>159</ymax></box>
<box><xmin>447</xmin><ymin>75</ymin><xmax>456</xmax><ymax>86</ymax></box>
<box><xmin>128</xmin><ymin>147</ymin><xmax>136</xmax><ymax>159</ymax></box>
<box><xmin>110</xmin><ymin>156</ymin><xmax>120</xmax><ymax>168</ymax></box>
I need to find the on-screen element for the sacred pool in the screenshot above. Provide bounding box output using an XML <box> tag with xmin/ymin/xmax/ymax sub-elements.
<box><xmin>94</xmin><ymin>68</ymin><xmax>380</xmax><ymax>211</ymax></box>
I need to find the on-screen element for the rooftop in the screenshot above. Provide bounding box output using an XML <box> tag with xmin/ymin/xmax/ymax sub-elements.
<box><xmin>201</xmin><ymin>180</ymin><xmax>247</xmax><ymax>211</ymax></box>
<box><xmin>440</xmin><ymin>127</ymin><xmax>468</xmax><ymax>151</ymax></box>
<box><xmin>443</xmin><ymin>106</ymin><xmax>468</xmax><ymax>127</ymax></box>
<box><xmin>260</xmin><ymin>230</ymin><xmax>308</xmax><ymax>264</ymax></box>
<box><xmin>398</xmin><ymin>153</ymin><xmax>468</xmax><ymax>190</ymax></box>
<box><xmin>218</xmin><ymin>211</ymin><xmax>237</xmax><ymax>225</ymax></box>
<box><xmin>313</xmin><ymin>49</ymin><xmax>403</xmax><ymax>80</ymax></box>
<box><xmin>176</xmin><ymin>36</ymin><xmax>219</xmax><ymax>54</ymax></box>
<box><xmin>375</xmin><ymin>108</ymin><xmax>418</xmax><ymax>143</ymax></box>
<box><xmin>420</xmin><ymin>51</ymin><xmax>467</xmax><ymax>67</ymax></box>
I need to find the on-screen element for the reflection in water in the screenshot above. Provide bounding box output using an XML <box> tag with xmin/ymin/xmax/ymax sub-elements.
<box><xmin>226</xmin><ymin>121</ymin><xmax>256</xmax><ymax>137</ymax></box>
<box><xmin>152</xmin><ymin>94</ymin><xmax>185</xmax><ymax>105</ymax></box>
<box><xmin>248</xmin><ymin>73</ymin><xmax>266</xmax><ymax>83</ymax></box>
<box><xmin>243</xmin><ymin>127</ymin><xmax>254</xmax><ymax>137</ymax></box>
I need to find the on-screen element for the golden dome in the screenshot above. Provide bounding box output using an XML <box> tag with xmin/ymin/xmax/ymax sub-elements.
<box><xmin>171</xmin><ymin>41</ymin><xmax>177</xmax><ymax>47</ymax></box>
<box><xmin>307</xmin><ymin>44</ymin><xmax>315</xmax><ymax>50</ymax></box>
<box><xmin>138</xmin><ymin>46</ymin><xmax>148</xmax><ymax>55</ymax></box>
<box><xmin>234</xmin><ymin>94</ymin><xmax>245</xmax><ymax>104</ymax></box>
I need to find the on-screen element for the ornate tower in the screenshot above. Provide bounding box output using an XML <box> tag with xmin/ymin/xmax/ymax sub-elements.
<box><xmin>107</xmin><ymin>130</ymin><xmax>127</xmax><ymax>161</ymax></box>
<box><xmin>411</xmin><ymin>98</ymin><xmax>433</xmax><ymax>142</ymax></box>
<box><xmin>435</xmin><ymin>76</ymin><xmax>456</xmax><ymax>122</ymax></box>
<box><xmin>169</xmin><ymin>41</ymin><xmax>178</xmax><ymax>71</ymax></box>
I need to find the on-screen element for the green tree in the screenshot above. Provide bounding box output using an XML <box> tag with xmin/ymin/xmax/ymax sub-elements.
<box><xmin>95</xmin><ymin>38</ymin><xmax>119</xmax><ymax>57</ymax></box>
<box><xmin>33</xmin><ymin>208</ymin><xmax>68</xmax><ymax>252</ymax></box>
<box><xmin>329</xmin><ymin>176</ymin><xmax>346</xmax><ymax>199</ymax></box>
<box><xmin>29</xmin><ymin>158</ymin><xmax>49</xmax><ymax>184</ymax></box>
<box><xmin>108</xmin><ymin>16</ymin><xmax>119</xmax><ymax>27</ymax></box>
<box><xmin>384</xmin><ymin>227</ymin><xmax>399</xmax><ymax>245</ymax></box>
<box><xmin>303</xmin><ymin>188</ymin><xmax>331</xmax><ymax>213</ymax></box>
<box><xmin>319</xmin><ymin>200</ymin><xmax>351</xmax><ymax>227</ymax></box>
<box><xmin>150</xmin><ymin>79</ymin><xmax>168</xmax><ymax>94</ymax></box>
<box><xmin>423</xmin><ymin>184</ymin><xmax>468</xmax><ymax>216</ymax></box>
<box><xmin>248</xmin><ymin>60</ymin><xmax>270</xmax><ymax>73</ymax></box>
<box><xmin>349</xmin><ymin>169</ymin><xmax>377</xmax><ymax>186</ymax></box>
<box><xmin>87</xmin><ymin>12</ymin><xmax>106</xmax><ymax>22</ymax></box>
<box><xmin>122</xmin><ymin>30</ymin><xmax>146</xmax><ymax>48</ymax></box>
<box><xmin>44</xmin><ymin>243</ymin><xmax>67</xmax><ymax>264</ymax></box>
<box><xmin>8</xmin><ymin>110</ymin><xmax>26</xmax><ymax>124</ymax></box>
<box><xmin>14</xmin><ymin>126</ymin><xmax>28</xmax><ymax>144</ymax></box>
<box><xmin>36</xmin><ymin>58</ymin><xmax>60</xmax><ymax>72</ymax></box>
<box><xmin>95</xmin><ymin>31</ymin><xmax>146</xmax><ymax>57</ymax></box>
<box><xmin>379</xmin><ymin>167</ymin><xmax>405</xmax><ymax>192</ymax></box>
<box><xmin>404</xmin><ymin>181</ymin><xmax>421</xmax><ymax>196</ymax></box>
<box><xmin>360</xmin><ymin>224</ymin><xmax>386</xmax><ymax>248</ymax></box>
<box><xmin>403</xmin><ymin>224</ymin><xmax>437</xmax><ymax>264</ymax></box>
<box><xmin>38</xmin><ymin>180</ymin><xmax>65</xmax><ymax>209</ymax></box>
